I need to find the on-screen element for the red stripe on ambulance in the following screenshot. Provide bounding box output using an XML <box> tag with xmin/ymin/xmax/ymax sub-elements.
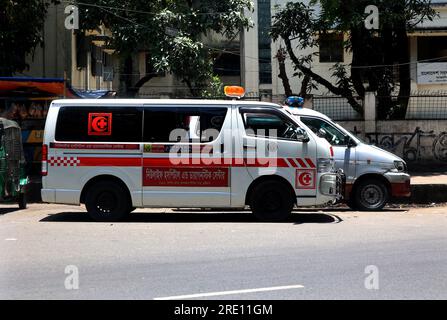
<box><xmin>71</xmin><ymin>157</ymin><xmax>291</xmax><ymax>168</ymax></box>
<box><xmin>305</xmin><ymin>158</ymin><xmax>316</xmax><ymax>168</ymax></box>
<box><xmin>79</xmin><ymin>157</ymin><xmax>141</xmax><ymax>167</ymax></box>
<box><xmin>296</xmin><ymin>158</ymin><xmax>307</xmax><ymax>168</ymax></box>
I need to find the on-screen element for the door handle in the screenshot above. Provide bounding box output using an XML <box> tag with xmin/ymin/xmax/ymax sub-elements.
<box><xmin>243</xmin><ymin>145</ymin><xmax>257</xmax><ymax>150</ymax></box>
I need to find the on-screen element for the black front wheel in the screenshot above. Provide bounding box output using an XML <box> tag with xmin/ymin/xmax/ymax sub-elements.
<box><xmin>85</xmin><ymin>181</ymin><xmax>131</xmax><ymax>222</ymax></box>
<box><xmin>250</xmin><ymin>181</ymin><xmax>294</xmax><ymax>222</ymax></box>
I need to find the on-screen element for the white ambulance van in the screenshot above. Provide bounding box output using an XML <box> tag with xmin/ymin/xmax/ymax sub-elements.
<box><xmin>42</xmin><ymin>95</ymin><xmax>344</xmax><ymax>221</ymax></box>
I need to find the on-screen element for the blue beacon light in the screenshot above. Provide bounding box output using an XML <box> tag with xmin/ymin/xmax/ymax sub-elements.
<box><xmin>285</xmin><ymin>96</ymin><xmax>304</xmax><ymax>108</ymax></box>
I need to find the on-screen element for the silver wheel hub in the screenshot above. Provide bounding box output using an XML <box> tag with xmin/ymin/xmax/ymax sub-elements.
<box><xmin>360</xmin><ymin>184</ymin><xmax>383</xmax><ymax>207</ymax></box>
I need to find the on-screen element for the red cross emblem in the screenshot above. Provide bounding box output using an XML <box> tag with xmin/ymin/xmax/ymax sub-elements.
<box><xmin>88</xmin><ymin>113</ymin><xmax>112</xmax><ymax>136</ymax></box>
<box><xmin>296</xmin><ymin>169</ymin><xmax>316</xmax><ymax>189</ymax></box>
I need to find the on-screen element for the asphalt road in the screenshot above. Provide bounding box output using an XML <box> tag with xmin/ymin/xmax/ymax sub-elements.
<box><xmin>0</xmin><ymin>203</ymin><xmax>446</xmax><ymax>300</ymax></box>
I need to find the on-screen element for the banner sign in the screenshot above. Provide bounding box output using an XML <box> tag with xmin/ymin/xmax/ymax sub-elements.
<box><xmin>143</xmin><ymin>167</ymin><xmax>229</xmax><ymax>187</ymax></box>
<box><xmin>417</xmin><ymin>63</ymin><xmax>447</xmax><ymax>84</ymax></box>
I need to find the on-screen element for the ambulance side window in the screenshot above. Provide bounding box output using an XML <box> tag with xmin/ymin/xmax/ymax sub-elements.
<box><xmin>55</xmin><ymin>106</ymin><xmax>142</xmax><ymax>142</ymax></box>
<box><xmin>241</xmin><ymin>109</ymin><xmax>301</xmax><ymax>140</ymax></box>
<box><xmin>143</xmin><ymin>107</ymin><xmax>228</xmax><ymax>143</ymax></box>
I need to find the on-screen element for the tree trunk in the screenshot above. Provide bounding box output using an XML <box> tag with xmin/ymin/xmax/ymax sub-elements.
<box><xmin>395</xmin><ymin>26</ymin><xmax>411</xmax><ymax>120</ymax></box>
<box><xmin>119</xmin><ymin>54</ymin><xmax>155</xmax><ymax>97</ymax></box>
<box><xmin>275</xmin><ymin>48</ymin><xmax>293</xmax><ymax>97</ymax></box>
<box><xmin>350</xmin><ymin>28</ymin><xmax>366</xmax><ymax>98</ymax></box>
<box><xmin>119</xmin><ymin>54</ymin><xmax>134</xmax><ymax>97</ymax></box>
<box><xmin>299</xmin><ymin>75</ymin><xmax>311</xmax><ymax>98</ymax></box>
<box><xmin>283</xmin><ymin>37</ymin><xmax>363</xmax><ymax>115</ymax></box>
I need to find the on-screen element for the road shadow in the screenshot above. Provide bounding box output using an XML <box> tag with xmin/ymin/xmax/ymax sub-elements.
<box><xmin>40</xmin><ymin>210</ymin><xmax>343</xmax><ymax>225</ymax></box>
<box><xmin>304</xmin><ymin>208</ymin><xmax>408</xmax><ymax>213</ymax></box>
<box><xmin>0</xmin><ymin>207</ymin><xmax>23</xmax><ymax>215</ymax></box>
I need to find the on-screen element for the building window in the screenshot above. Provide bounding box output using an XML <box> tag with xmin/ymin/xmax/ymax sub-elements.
<box><xmin>91</xmin><ymin>45</ymin><xmax>103</xmax><ymax>77</ymax></box>
<box><xmin>417</xmin><ymin>36</ymin><xmax>447</xmax><ymax>62</ymax></box>
<box><xmin>258</xmin><ymin>0</ymin><xmax>272</xmax><ymax>84</ymax></box>
<box><xmin>213</xmin><ymin>52</ymin><xmax>241</xmax><ymax>76</ymax></box>
<box><xmin>319</xmin><ymin>33</ymin><xmax>344</xmax><ymax>63</ymax></box>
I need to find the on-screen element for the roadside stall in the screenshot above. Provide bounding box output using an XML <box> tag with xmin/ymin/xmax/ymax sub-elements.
<box><xmin>0</xmin><ymin>77</ymin><xmax>115</xmax><ymax>201</ymax></box>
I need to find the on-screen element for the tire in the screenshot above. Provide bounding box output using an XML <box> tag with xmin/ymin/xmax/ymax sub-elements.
<box><xmin>85</xmin><ymin>181</ymin><xmax>131</xmax><ymax>222</ymax></box>
<box><xmin>346</xmin><ymin>198</ymin><xmax>357</xmax><ymax>210</ymax></box>
<box><xmin>353</xmin><ymin>179</ymin><xmax>389</xmax><ymax>211</ymax></box>
<box><xmin>18</xmin><ymin>193</ymin><xmax>27</xmax><ymax>210</ymax></box>
<box><xmin>250</xmin><ymin>180</ymin><xmax>294</xmax><ymax>222</ymax></box>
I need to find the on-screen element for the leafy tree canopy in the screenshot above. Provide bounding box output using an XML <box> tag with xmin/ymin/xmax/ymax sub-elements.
<box><xmin>0</xmin><ymin>0</ymin><xmax>59</xmax><ymax>76</ymax></box>
<box><xmin>76</xmin><ymin>0</ymin><xmax>253</xmax><ymax>96</ymax></box>
<box><xmin>271</xmin><ymin>0</ymin><xmax>436</xmax><ymax>119</ymax></box>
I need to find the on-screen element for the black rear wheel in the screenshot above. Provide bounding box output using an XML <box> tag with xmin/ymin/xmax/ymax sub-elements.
<box><xmin>85</xmin><ymin>181</ymin><xmax>131</xmax><ymax>222</ymax></box>
<box><xmin>250</xmin><ymin>181</ymin><xmax>294</xmax><ymax>222</ymax></box>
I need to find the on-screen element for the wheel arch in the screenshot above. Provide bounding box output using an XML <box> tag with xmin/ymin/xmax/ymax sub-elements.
<box><xmin>245</xmin><ymin>175</ymin><xmax>296</xmax><ymax>206</ymax></box>
<box><xmin>80</xmin><ymin>174</ymin><xmax>132</xmax><ymax>204</ymax></box>
<box><xmin>351</xmin><ymin>173</ymin><xmax>391</xmax><ymax>197</ymax></box>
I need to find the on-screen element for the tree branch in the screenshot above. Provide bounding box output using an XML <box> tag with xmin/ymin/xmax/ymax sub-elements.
<box><xmin>284</xmin><ymin>37</ymin><xmax>363</xmax><ymax>114</ymax></box>
<box><xmin>275</xmin><ymin>47</ymin><xmax>293</xmax><ymax>97</ymax></box>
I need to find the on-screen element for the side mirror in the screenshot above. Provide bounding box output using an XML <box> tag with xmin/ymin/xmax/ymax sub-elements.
<box><xmin>296</xmin><ymin>128</ymin><xmax>310</xmax><ymax>143</ymax></box>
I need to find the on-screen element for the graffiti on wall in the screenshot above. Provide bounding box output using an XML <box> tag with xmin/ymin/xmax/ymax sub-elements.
<box><xmin>355</xmin><ymin>127</ymin><xmax>447</xmax><ymax>163</ymax></box>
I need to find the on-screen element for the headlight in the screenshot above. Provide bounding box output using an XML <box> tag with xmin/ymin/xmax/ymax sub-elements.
<box><xmin>393</xmin><ymin>160</ymin><xmax>407</xmax><ymax>172</ymax></box>
<box><xmin>318</xmin><ymin>158</ymin><xmax>335</xmax><ymax>173</ymax></box>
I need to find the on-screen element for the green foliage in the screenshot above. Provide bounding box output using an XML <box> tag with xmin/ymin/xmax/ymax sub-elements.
<box><xmin>200</xmin><ymin>75</ymin><xmax>224</xmax><ymax>98</ymax></box>
<box><xmin>0</xmin><ymin>0</ymin><xmax>59</xmax><ymax>76</ymax></box>
<box><xmin>271</xmin><ymin>0</ymin><xmax>436</xmax><ymax>119</ymax></box>
<box><xmin>76</xmin><ymin>0</ymin><xmax>253</xmax><ymax>95</ymax></box>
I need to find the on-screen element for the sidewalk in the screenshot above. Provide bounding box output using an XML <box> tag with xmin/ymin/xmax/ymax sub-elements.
<box><xmin>410</xmin><ymin>172</ymin><xmax>447</xmax><ymax>204</ymax></box>
<box><xmin>411</xmin><ymin>173</ymin><xmax>447</xmax><ymax>185</ymax></box>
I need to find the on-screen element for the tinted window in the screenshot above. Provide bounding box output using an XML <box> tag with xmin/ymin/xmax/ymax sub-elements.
<box><xmin>55</xmin><ymin>106</ymin><xmax>142</xmax><ymax>142</ymax></box>
<box><xmin>143</xmin><ymin>107</ymin><xmax>228</xmax><ymax>143</ymax></box>
<box><xmin>301</xmin><ymin>117</ymin><xmax>346</xmax><ymax>146</ymax></box>
<box><xmin>241</xmin><ymin>110</ymin><xmax>301</xmax><ymax>140</ymax></box>
<box><xmin>319</xmin><ymin>33</ymin><xmax>344</xmax><ymax>63</ymax></box>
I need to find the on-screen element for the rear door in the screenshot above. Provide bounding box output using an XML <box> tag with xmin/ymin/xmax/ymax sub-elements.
<box><xmin>141</xmin><ymin>104</ymin><xmax>232</xmax><ymax>207</ymax></box>
<box><xmin>50</xmin><ymin>105</ymin><xmax>143</xmax><ymax>205</ymax></box>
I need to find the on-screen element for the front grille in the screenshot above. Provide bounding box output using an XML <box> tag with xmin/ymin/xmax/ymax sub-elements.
<box><xmin>336</xmin><ymin>169</ymin><xmax>346</xmax><ymax>198</ymax></box>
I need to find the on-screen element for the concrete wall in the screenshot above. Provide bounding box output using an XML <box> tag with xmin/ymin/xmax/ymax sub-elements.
<box><xmin>337</xmin><ymin>120</ymin><xmax>447</xmax><ymax>165</ymax></box>
<box><xmin>24</xmin><ymin>3</ymin><xmax>117</xmax><ymax>91</ymax></box>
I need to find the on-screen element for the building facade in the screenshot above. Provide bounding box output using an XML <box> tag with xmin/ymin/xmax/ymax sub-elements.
<box><xmin>241</xmin><ymin>0</ymin><xmax>447</xmax><ymax>101</ymax></box>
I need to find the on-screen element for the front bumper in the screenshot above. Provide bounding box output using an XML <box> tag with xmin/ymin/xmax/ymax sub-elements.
<box><xmin>320</xmin><ymin>170</ymin><xmax>345</xmax><ymax>199</ymax></box>
<box><xmin>384</xmin><ymin>172</ymin><xmax>411</xmax><ymax>198</ymax></box>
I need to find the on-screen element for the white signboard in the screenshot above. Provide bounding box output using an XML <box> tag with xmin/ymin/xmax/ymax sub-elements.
<box><xmin>417</xmin><ymin>62</ymin><xmax>447</xmax><ymax>84</ymax></box>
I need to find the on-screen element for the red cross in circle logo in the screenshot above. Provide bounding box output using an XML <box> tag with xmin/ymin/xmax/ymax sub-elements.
<box><xmin>300</xmin><ymin>173</ymin><xmax>312</xmax><ymax>185</ymax></box>
<box><xmin>88</xmin><ymin>113</ymin><xmax>112</xmax><ymax>136</ymax></box>
<box><xmin>296</xmin><ymin>169</ymin><xmax>316</xmax><ymax>189</ymax></box>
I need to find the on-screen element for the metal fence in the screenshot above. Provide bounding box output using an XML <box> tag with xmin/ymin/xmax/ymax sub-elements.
<box><xmin>403</xmin><ymin>95</ymin><xmax>447</xmax><ymax>120</ymax></box>
<box><xmin>312</xmin><ymin>96</ymin><xmax>363</xmax><ymax>121</ymax></box>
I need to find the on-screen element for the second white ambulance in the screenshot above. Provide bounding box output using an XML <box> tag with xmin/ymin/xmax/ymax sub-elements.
<box><xmin>42</xmin><ymin>90</ymin><xmax>344</xmax><ymax>221</ymax></box>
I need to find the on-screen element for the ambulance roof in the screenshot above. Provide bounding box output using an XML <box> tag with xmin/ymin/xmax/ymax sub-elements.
<box><xmin>285</xmin><ymin>106</ymin><xmax>332</xmax><ymax>121</ymax></box>
<box><xmin>51</xmin><ymin>99</ymin><xmax>282</xmax><ymax>108</ymax></box>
